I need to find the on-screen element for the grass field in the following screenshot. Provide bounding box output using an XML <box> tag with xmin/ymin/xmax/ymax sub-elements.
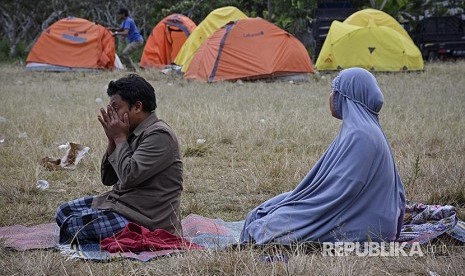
<box><xmin>0</xmin><ymin>62</ymin><xmax>464</xmax><ymax>275</ymax></box>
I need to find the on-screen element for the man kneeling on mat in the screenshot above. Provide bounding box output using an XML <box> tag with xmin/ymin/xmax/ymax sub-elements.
<box><xmin>55</xmin><ymin>74</ymin><xmax>183</xmax><ymax>244</ymax></box>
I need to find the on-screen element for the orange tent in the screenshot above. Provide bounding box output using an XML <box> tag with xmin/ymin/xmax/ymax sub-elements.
<box><xmin>184</xmin><ymin>18</ymin><xmax>314</xmax><ymax>82</ymax></box>
<box><xmin>26</xmin><ymin>17</ymin><xmax>115</xmax><ymax>71</ymax></box>
<box><xmin>140</xmin><ymin>14</ymin><xmax>196</xmax><ymax>69</ymax></box>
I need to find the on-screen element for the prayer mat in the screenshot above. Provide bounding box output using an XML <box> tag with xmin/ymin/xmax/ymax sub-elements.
<box><xmin>0</xmin><ymin>223</ymin><xmax>59</xmax><ymax>251</ymax></box>
<box><xmin>1</xmin><ymin>204</ymin><xmax>463</xmax><ymax>262</ymax></box>
<box><xmin>57</xmin><ymin>243</ymin><xmax>181</xmax><ymax>262</ymax></box>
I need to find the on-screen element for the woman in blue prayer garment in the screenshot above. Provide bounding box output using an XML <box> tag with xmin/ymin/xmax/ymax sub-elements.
<box><xmin>241</xmin><ymin>67</ymin><xmax>406</xmax><ymax>244</ymax></box>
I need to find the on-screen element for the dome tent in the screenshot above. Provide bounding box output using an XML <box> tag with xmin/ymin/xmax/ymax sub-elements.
<box><xmin>140</xmin><ymin>14</ymin><xmax>196</xmax><ymax>69</ymax></box>
<box><xmin>26</xmin><ymin>17</ymin><xmax>116</xmax><ymax>71</ymax></box>
<box><xmin>315</xmin><ymin>9</ymin><xmax>424</xmax><ymax>72</ymax></box>
<box><xmin>184</xmin><ymin>17</ymin><xmax>314</xmax><ymax>82</ymax></box>
<box><xmin>174</xmin><ymin>6</ymin><xmax>248</xmax><ymax>72</ymax></box>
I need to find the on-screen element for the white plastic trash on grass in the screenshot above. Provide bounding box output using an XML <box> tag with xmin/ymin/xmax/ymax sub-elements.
<box><xmin>114</xmin><ymin>54</ymin><xmax>124</xmax><ymax>70</ymax></box>
<box><xmin>41</xmin><ymin>142</ymin><xmax>90</xmax><ymax>170</ymax></box>
<box><xmin>36</xmin><ymin>180</ymin><xmax>49</xmax><ymax>190</ymax></box>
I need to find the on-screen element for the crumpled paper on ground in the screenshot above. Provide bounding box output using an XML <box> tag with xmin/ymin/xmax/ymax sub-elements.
<box><xmin>40</xmin><ymin>142</ymin><xmax>90</xmax><ymax>170</ymax></box>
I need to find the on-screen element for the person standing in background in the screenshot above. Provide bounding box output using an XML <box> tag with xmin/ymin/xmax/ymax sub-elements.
<box><xmin>110</xmin><ymin>8</ymin><xmax>144</xmax><ymax>71</ymax></box>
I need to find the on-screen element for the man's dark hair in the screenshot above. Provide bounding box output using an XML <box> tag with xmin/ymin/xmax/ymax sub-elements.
<box><xmin>118</xmin><ymin>8</ymin><xmax>129</xmax><ymax>17</ymax></box>
<box><xmin>107</xmin><ymin>74</ymin><xmax>157</xmax><ymax>112</ymax></box>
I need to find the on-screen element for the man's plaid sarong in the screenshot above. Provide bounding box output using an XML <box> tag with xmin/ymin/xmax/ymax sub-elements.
<box><xmin>55</xmin><ymin>196</ymin><xmax>128</xmax><ymax>244</ymax></box>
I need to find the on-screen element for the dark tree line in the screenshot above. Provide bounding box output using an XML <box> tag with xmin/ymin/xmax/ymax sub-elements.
<box><xmin>0</xmin><ymin>0</ymin><xmax>463</xmax><ymax>59</ymax></box>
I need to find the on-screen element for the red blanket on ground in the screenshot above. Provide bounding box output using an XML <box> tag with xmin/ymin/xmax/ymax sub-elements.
<box><xmin>100</xmin><ymin>222</ymin><xmax>203</xmax><ymax>253</ymax></box>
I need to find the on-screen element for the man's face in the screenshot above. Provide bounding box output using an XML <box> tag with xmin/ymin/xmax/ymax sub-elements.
<box><xmin>109</xmin><ymin>94</ymin><xmax>136</xmax><ymax>129</ymax></box>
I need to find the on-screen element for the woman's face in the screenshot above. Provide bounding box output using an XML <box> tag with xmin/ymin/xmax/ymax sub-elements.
<box><xmin>329</xmin><ymin>91</ymin><xmax>340</xmax><ymax>119</ymax></box>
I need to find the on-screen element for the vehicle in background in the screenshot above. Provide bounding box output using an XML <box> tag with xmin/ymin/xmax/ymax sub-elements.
<box><xmin>310</xmin><ymin>0</ymin><xmax>357</xmax><ymax>60</ymax></box>
<box><xmin>410</xmin><ymin>16</ymin><xmax>465</xmax><ymax>61</ymax></box>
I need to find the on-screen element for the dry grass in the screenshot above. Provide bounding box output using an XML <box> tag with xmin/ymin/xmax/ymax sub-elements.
<box><xmin>0</xmin><ymin>62</ymin><xmax>464</xmax><ymax>275</ymax></box>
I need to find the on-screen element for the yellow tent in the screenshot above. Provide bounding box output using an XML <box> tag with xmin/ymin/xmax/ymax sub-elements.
<box><xmin>344</xmin><ymin>9</ymin><xmax>413</xmax><ymax>41</ymax></box>
<box><xmin>315</xmin><ymin>9</ymin><xmax>423</xmax><ymax>71</ymax></box>
<box><xmin>174</xmin><ymin>6</ymin><xmax>247</xmax><ymax>72</ymax></box>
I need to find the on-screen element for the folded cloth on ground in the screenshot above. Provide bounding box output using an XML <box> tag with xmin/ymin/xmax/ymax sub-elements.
<box><xmin>448</xmin><ymin>220</ymin><xmax>465</xmax><ymax>242</ymax></box>
<box><xmin>396</xmin><ymin>202</ymin><xmax>465</xmax><ymax>244</ymax></box>
<box><xmin>58</xmin><ymin>214</ymin><xmax>244</xmax><ymax>261</ymax></box>
<box><xmin>100</xmin><ymin>222</ymin><xmax>203</xmax><ymax>253</ymax></box>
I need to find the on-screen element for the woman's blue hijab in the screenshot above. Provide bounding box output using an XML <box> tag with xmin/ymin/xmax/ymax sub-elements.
<box><xmin>241</xmin><ymin>67</ymin><xmax>406</xmax><ymax>244</ymax></box>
